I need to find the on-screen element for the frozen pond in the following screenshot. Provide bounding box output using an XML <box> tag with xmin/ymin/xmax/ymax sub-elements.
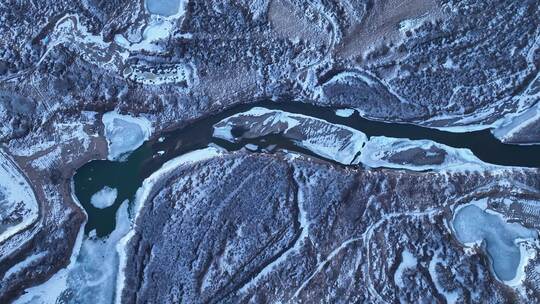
<box><xmin>452</xmin><ymin>204</ymin><xmax>537</xmax><ymax>281</ymax></box>
<box><xmin>145</xmin><ymin>0</ymin><xmax>182</xmax><ymax>17</ymax></box>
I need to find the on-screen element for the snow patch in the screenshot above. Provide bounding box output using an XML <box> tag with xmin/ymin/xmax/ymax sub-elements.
<box><xmin>393</xmin><ymin>250</ymin><xmax>417</xmax><ymax>288</ymax></box>
<box><xmin>335</xmin><ymin>108</ymin><xmax>355</xmax><ymax>117</ymax></box>
<box><xmin>0</xmin><ymin>149</ymin><xmax>39</xmax><ymax>243</ymax></box>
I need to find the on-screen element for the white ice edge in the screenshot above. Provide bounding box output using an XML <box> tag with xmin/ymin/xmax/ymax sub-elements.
<box><xmin>102</xmin><ymin>111</ymin><xmax>153</xmax><ymax>161</ymax></box>
<box><xmin>505</xmin><ymin>240</ymin><xmax>537</xmax><ymax>286</ymax></box>
<box><xmin>114</xmin><ymin>147</ymin><xmax>224</xmax><ymax>304</ymax></box>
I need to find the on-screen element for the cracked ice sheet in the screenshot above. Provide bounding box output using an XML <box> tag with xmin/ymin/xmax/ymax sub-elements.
<box><xmin>102</xmin><ymin>111</ymin><xmax>153</xmax><ymax>161</ymax></box>
<box><xmin>359</xmin><ymin>136</ymin><xmax>490</xmax><ymax>171</ymax></box>
<box><xmin>0</xmin><ymin>149</ymin><xmax>39</xmax><ymax>243</ymax></box>
<box><xmin>213</xmin><ymin>107</ymin><xmax>367</xmax><ymax>165</ymax></box>
<box><xmin>14</xmin><ymin>200</ymin><xmax>131</xmax><ymax>304</ymax></box>
<box><xmin>146</xmin><ymin>0</ymin><xmax>184</xmax><ymax>17</ymax></box>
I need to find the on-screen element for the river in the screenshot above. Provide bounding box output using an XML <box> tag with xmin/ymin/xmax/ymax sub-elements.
<box><xmin>73</xmin><ymin>101</ymin><xmax>540</xmax><ymax>236</ymax></box>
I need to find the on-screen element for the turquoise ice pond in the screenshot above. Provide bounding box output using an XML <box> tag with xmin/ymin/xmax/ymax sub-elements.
<box><xmin>145</xmin><ymin>0</ymin><xmax>183</xmax><ymax>17</ymax></box>
<box><xmin>453</xmin><ymin>204</ymin><xmax>537</xmax><ymax>281</ymax></box>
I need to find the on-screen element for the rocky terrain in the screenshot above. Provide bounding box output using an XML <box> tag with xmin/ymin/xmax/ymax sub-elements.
<box><xmin>0</xmin><ymin>0</ymin><xmax>539</xmax><ymax>303</ymax></box>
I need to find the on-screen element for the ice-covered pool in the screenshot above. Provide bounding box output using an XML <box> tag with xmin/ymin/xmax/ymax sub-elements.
<box><xmin>452</xmin><ymin>203</ymin><xmax>537</xmax><ymax>282</ymax></box>
<box><xmin>145</xmin><ymin>0</ymin><xmax>183</xmax><ymax>17</ymax></box>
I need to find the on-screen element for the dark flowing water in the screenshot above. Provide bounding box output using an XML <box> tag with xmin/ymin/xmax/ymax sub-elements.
<box><xmin>73</xmin><ymin>101</ymin><xmax>540</xmax><ymax>236</ymax></box>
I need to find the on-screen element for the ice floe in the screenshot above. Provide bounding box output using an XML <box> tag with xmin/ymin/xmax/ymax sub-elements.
<box><xmin>102</xmin><ymin>111</ymin><xmax>153</xmax><ymax>161</ymax></box>
<box><xmin>335</xmin><ymin>108</ymin><xmax>355</xmax><ymax>117</ymax></box>
<box><xmin>90</xmin><ymin>186</ymin><xmax>118</xmax><ymax>209</ymax></box>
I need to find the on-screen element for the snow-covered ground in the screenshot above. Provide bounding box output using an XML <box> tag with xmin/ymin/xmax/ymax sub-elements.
<box><xmin>393</xmin><ymin>250</ymin><xmax>417</xmax><ymax>289</ymax></box>
<box><xmin>0</xmin><ymin>149</ymin><xmax>39</xmax><ymax>243</ymax></box>
<box><xmin>114</xmin><ymin>0</ymin><xmax>187</xmax><ymax>53</ymax></box>
<box><xmin>428</xmin><ymin>249</ymin><xmax>460</xmax><ymax>304</ymax></box>
<box><xmin>359</xmin><ymin>136</ymin><xmax>489</xmax><ymax>171</ymax></box>
<box><xmin>3</xmin><ymin>252</ymin><xmax>47</xmax><ymax>281</ymax></box>
<box><xmin>452</xmin><ymin>202</ymin><xmax>537</xmax><ymax>284</ymax></box>
<box><xmin>90</xmin><ymin>186</ymin><xmax>118</xmax><ymax>209</ymax></box>
<box><xmin>102</xmin><ymin>111</ymin><xmax>153</xmax><ymax>161</ymax></box>
<box><xmin>124</xmin><ymin>63</ymin><xmax>195</xmax><ymax>85</ymax></box>
<box><xmin>12</xmin><ymin>147</ymin><xmax>225</xmax><ymax>304</ymax></box>
<box><xmin>13</xmin><ymin>220</ymin><xmax>85</xmax><ymax>304</ymax></box>
<box><xmin>115</xmin><ymin>147</ymin><xmax>224</xmax><ymax>304</ymax></box>
<box><xmin>492</xmin><ymin>101</ymin><xmax>540</xmax><ymax>144</ymax></box>
<box><xmin>41</xmin><ymin>14</ymin><xmax>129</xmax><ymax>73</ymax></box>
<box><xmin>213</xmin><ymin>107</ymin><xmax>367</xmax><ymax>165</ymax></box>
